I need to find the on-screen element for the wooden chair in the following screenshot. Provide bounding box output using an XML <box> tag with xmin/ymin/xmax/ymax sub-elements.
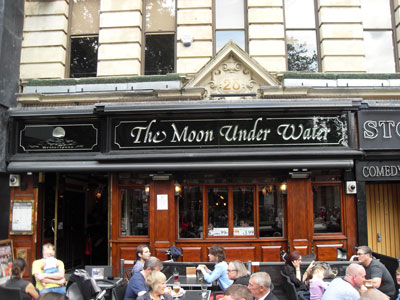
<box><xmin>0</xmin><ymin>285</ymin><xmax>23</xmax><ymax>300</ymax></box>
<box><xmin>280</xmin><ymin>271</ymin><xmax>309</xmax><ymax>300</ymax></box>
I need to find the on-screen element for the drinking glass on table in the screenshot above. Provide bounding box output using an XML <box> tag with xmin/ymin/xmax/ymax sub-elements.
<box><xmin>173</xmin><ymin>281</ymin><xmax>181</xmax><ymax>298</ymax></box>
<box><xmin>201</xmin><ymin>283</ymin><xmax>208</xmax><ymax>299</ymax></box>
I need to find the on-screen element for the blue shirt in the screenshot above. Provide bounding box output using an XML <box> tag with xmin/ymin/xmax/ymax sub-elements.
<box><xmin>124</xmin><ymin>272</ymin><xmax>148</xmax><ymax>300</ymax></box>
<box><xmin>203</xmin><ymin>261</ymin><xmax>233</xmax><ymax>291</ymax></box>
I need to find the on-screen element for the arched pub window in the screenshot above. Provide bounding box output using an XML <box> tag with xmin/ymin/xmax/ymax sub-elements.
<box><xmin>177</xmin><ymin>173</ymin><xmax>285</xmax><ymax>239</ymax></box>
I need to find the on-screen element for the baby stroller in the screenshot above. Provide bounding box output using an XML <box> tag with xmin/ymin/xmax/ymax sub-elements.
<box><xmin>66</xmin><ymin>269</ymin><xmax>123</xmax><ymax>300</ymax></box>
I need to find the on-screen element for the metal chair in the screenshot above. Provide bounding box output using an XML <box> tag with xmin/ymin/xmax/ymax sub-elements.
<box><xmin>113</xmin><ymin>281</ymin><xmax>127</xmax><ymax>300</ymax></box>
<box><xmin>280</xmin><ymin>270</ymin><xmax>309</xmax><ymax>300</ymax></box>
<box><xmin>0</xmin><ymin>285</ymin><xmax>23</xmax><ymax>300</ymax></box>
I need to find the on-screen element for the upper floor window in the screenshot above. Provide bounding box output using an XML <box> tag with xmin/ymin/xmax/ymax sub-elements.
<box><xmin>69</xmin><ymin>0</ymin><xmax>99</xmax><ymax>78</ymax></box>
<box><xmin>361</xmin><ymin>0</ymin><xmax>396</xmax><ymax>72</ymax></box>
<box><xmin>215</xmin><ymin>0</ymin><xmax>246</xmax><ymax>52</ymax></box>
<box><xmin>284</xmin><ymin>0</ymin><xmax>318</xmax><ymax>72</ymax></box>
<box><xmin>144</xmin><ymin>0</ymin><xmax>176</xmax><ymax>75</ymax></box>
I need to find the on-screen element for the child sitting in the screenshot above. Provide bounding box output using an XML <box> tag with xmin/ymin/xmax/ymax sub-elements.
<box><xmin>41</xmin><ymin>246</ymin><xmax>60</xmax><ymax>287</ymax></box>
<box><xmin>309</xmin><ymin>265</ymin><xmax>329</xmax><ymax>300</ymax></box>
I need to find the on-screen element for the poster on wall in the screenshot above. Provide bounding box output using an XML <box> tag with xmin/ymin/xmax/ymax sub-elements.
<box><xmin>10</xmin><ymin>200</ymin><xmax>34</xmax><ymax>235</ymax></box>
<box><xmin>0</xmin><ymin>240</ymin><xmax>14</xmax><ymax>285</ymax></box>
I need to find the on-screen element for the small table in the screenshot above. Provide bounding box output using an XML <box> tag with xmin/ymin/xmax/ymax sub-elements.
<box><xmin>166</xmin><ymin>276</ymin><xmax>212</xmax><ymax>289</ymax></box>
<box><xmin>176</xmin><ymin>290</ymin><xmax>211</xmax><ymax>300</ymax></box>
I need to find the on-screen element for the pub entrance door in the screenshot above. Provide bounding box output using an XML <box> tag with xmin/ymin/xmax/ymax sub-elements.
<box><xmin>38</xmin><ymin>172</ymin><xmax>109</xmax><ymax>270</ymax></box>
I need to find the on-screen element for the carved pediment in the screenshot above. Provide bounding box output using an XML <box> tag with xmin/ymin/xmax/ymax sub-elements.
<box><xmin>185</xmin><ymin>41</ymin><xmax>279</xmax><ymax>99</ymax></box>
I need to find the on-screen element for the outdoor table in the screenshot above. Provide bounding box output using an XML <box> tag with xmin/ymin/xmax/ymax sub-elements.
<box><xmin>166</xmin><ymin>275</ymin><xmax>212</xmax><ymax>289</ymax></box>
<box><xmin>175</xmin><ymin>290</ymin><xmax>211</xmax><ymax>300</ymax></box>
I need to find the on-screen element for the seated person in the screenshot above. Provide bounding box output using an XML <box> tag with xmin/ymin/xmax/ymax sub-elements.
<box><xmin>282</xmin><ymin>251</ymin><xmax>314</xmax><ymax>291</ymax></box>
<box><xmin>197</xmin><ymin>244</ymin><xmax>233</xmax><ymax>291</ymax></box>
<box><xmin>4</xmin><ymin>258</ymin><xmax>39</xmax><ymax>300</ymax></box>
<box><xmin>357</xmin><ymin>246</ymin><xmax>396</xmax><ymax>299</ymax></box>
<box><xmin>227</xmin><ymin>260</ymin><xmax>250</xmax><ymax>285</ymax></box>
<box><xmin>32</xmin><ymin>243</ymin><xmax>66</xmax><ymax>295</ymax></box>
<box><xmin>136</xmin><ymin>271</ymin><xmax>173</xmax><ymax>300</ymax></box>
<box><xmin>224</xmin><ymin>284</ymin><xmax>253</xmax><ymax>300</ymax></box>
<box><xmin>124</xmin><ymin>256</ymin><xmax>163</xmax><ymax>300</ymax></box>
<box><xmin>308</xmin><ymin>266</ymin><xmax>329</xmax><ymax>300</ymax></box>
<box><xmin>131</xmin><ymin>245</ymin><xmax>151</xmax><ymax>276</ymax></box>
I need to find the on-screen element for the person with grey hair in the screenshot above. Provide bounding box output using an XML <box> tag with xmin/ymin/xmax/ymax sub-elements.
<box><xmin>357</xmin><ymin>246</ymin><xmax>396</xmax><ymax>300</ymax></box>
<box><xmin>247</xmin><ymin>272</ymin><xmax>277</xmax><ymax>300</ymax></box>
<box><xmin>227</xmin><ymin>261</ymin><xmax>250</xmax><ymax>285</ymax></box>
<box><xmin>136</xmin><ymin>271</ymin><xmax>173</xmax><ymax>300</ymax></box>
<box><xmin>124</xmin><ymin>256</ymin><xmax>163</xmax><ymax>300</ymax></box>
<box><xmin>224</xmin><ymin>284</ymin><xmax>253</xmax><ymax>300</ymax></box>
<box><xmin>322</xmin><ymin>263</ymin><xmax>367</xmax><ymax>300</ymax></box>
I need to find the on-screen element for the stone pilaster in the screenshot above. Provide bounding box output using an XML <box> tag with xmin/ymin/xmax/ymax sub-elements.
<box><xmin>248</xmin><ymin>0</ymin><xmax>286</xmax><ymax>73</ymax></box>
<box><xmin>20</xmin><ymin>0</ymin><xmax>69</xmax><ymax>80</ymax></box>
<box><xmin>176</xmin><ymin>0</ymin><xmax>213</xmax><ymax>75</ymax></box>
<box><xmin>318</xmin><ymin>0</ymin><xmax>366</xmax><ymax>72</ymax></box>
<box><xmin>97</xmin><ymin>0</ymin><xmax>142</xmax><ymax>76</ymax></box>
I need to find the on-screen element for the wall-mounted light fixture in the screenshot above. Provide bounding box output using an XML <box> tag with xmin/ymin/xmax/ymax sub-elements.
<box><xmin>289</xmin><ymin>169</ymin><xmax>311</xmax><ymax>179</ymax></box>
<box><xmin>280</xmin><ymin>182</ymin><xmax>287</xmax><ymax>194</ymax></box>
<box><xmin>145</xmin><ymin>184</ymin><xmax>150</xmax><ymax>197</ymax></box>
<box><xmin>174</xmin><ymin>182</ymin><xmax>182</xmax><ymax>196</ymax></box>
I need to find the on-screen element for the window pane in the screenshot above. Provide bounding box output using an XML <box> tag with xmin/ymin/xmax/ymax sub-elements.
<box><xmin>71</xmin><ymin>0</ymin><xmax>99</xmax><ymax>35</ymax></box>
<box><xmin>286</xmin><ymin>30</ymin><xmax>318</xmax><ymax>72</ymax></box>
<box><xmin>233</xmin><ymin>186</ymin><xmax>254</xmax><ymax>236</ymax></box>
<box><xmin>361</xmin><ymin>0</ymin><xmax>392</xmax><ymax>29</ymax></box>
<box><xmin>313</xmin><ymin>185</ymin><xmax>341</xmax><ymax>233</ymax></box>
<box><xmin>364</xmin><ymin>31</ymin><xmax>396</xmax><ymax>73</ymax></box>
<box><xmin>207</xmin><ymin>187</ymin><xmax>228</xmax><ymax>236</ymax></box>
<box><xmin>179</xmin><ymin>186</ymin><xmax>203</xmax><ymax>239</ymax></box>
<box><xmin>70</xmin><ymin>37</ymin><xmax>98</xmax><ymax>78</ymax></box>
<box><xmin>145</xmin><ymin>0</ymin><xmax>176</xmax><ymax>32</ymax></box>
<box><xmin>216</xmin><ymin>0</ymin><xmax>244</xmax><ymax>29</ymax></box>
<box><xmin>145</xmin><ymin>34</ymin><xmax>175</xmax><ymax>75</ymax></box>
<box><xmin>120</xmin><ymin>188</ymin><xmax>148</xmax><ymax>236</ymax></box>
<box><xmin>259</xmin><ymin>185</ymin><xmax>284</xmax><ymax>237</ymax></box>
<box><xmin>216</xmin><ymin>31</ymin><xmax>245</xmax><ymax>52</ymax></box>
<box><xmin>284</xmin><ymin>0</ymin><xmax>316</xmax><ymax>29</ymax></box>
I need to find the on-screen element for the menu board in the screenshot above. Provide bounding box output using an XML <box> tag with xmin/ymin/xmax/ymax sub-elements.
<box><xmin>10</xmin><ymin>200</ymin><xmax>34</xmax><ymax>235</ymax></box>
<box><xmin>0</xmin><ymin>240</ymin><xmax>13</xmax><ymax>285</ymax></box>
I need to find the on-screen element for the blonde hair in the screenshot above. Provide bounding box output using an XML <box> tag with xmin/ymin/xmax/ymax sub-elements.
<box><xmin>229</xmin><ymin>261</ymin><xmax>250</xmax><ymax>278</ymax></box>
<box><xmin>145</xmin><ymin>270</ymin><xmax>166</xmax><ymax>292</ymax></box>
<box><xmin>311</xmin><ymin>265</ymin><xmax>325</xmax><ymax>277</ymax></box>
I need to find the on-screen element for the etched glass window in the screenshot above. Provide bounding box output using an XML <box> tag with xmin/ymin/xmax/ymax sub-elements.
<box><xmin>259</xmin><ymin>185</ymin><xmax>284</xmax><ymax>237</ymax></box>
<box><xmin>233</xmin><ymin>186</ymin><xmax>254</xmax><ymax>236</ymax></box>
<box><xmin>120</xmin><ymin>188</ymin><xmax>149</xmax><ymax>236</ymax></box>
<box><xmin>178</xmin><ymin>186</ymin><xmax>203</xmax><ymax>238</ymax></box>
<box><xmin>207</xmin><ymin>187</ymin><xmax>229</xmax><ymax>236</ymax></box>
<box><xmin>313</xmin><ymin>185</ymin><xmax>341</xmax><ymax>233</ymax></box>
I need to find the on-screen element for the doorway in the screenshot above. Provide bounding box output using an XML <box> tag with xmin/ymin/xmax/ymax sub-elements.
<box><xmin>39</xmin><ymin>172</ymin><xmax>109</xmax><ymax>271</ymax></box>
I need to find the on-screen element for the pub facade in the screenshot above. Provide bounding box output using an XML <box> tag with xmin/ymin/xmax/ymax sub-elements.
<box><xmin>6</xmin><ymin>0</ymin><xmax>400</xmax><ymax>276</ymax></box>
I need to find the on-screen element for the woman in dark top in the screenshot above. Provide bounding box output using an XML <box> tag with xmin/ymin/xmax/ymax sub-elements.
<box><xmin>227</xmin><ymin>260</ymin><xmax>250</xmax><ymax>285</ymax></box>
<box><xmin>282</xmin><ymin>251</ymin><xmax>314</xmax><ymax>292</ymax></box>
<box><xmin>4</xmin><ymin>258</ymin><xmax>39</xmax><ymax>300</ymax></box>
<box><xmin>136</xmin><ymin>271</ymin><xmax>172</xmax><ymax>300</ymax></box>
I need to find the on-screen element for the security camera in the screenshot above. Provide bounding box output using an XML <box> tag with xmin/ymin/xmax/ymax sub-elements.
<box><xmin>346</xmin><ymin>181</ymin><xmax>357</xmax><ymax>194</ymax></box>
<box><xmin>9</xmin><ymin>174</ymin><xmax>21</xmax><ymax>187</ymax></box>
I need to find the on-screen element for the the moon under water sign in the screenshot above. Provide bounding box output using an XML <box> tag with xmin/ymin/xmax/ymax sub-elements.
<box><xmin>113</xmin><ymin>115</ymin><xmax>348</xmax><ymax>150</ymax></box>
